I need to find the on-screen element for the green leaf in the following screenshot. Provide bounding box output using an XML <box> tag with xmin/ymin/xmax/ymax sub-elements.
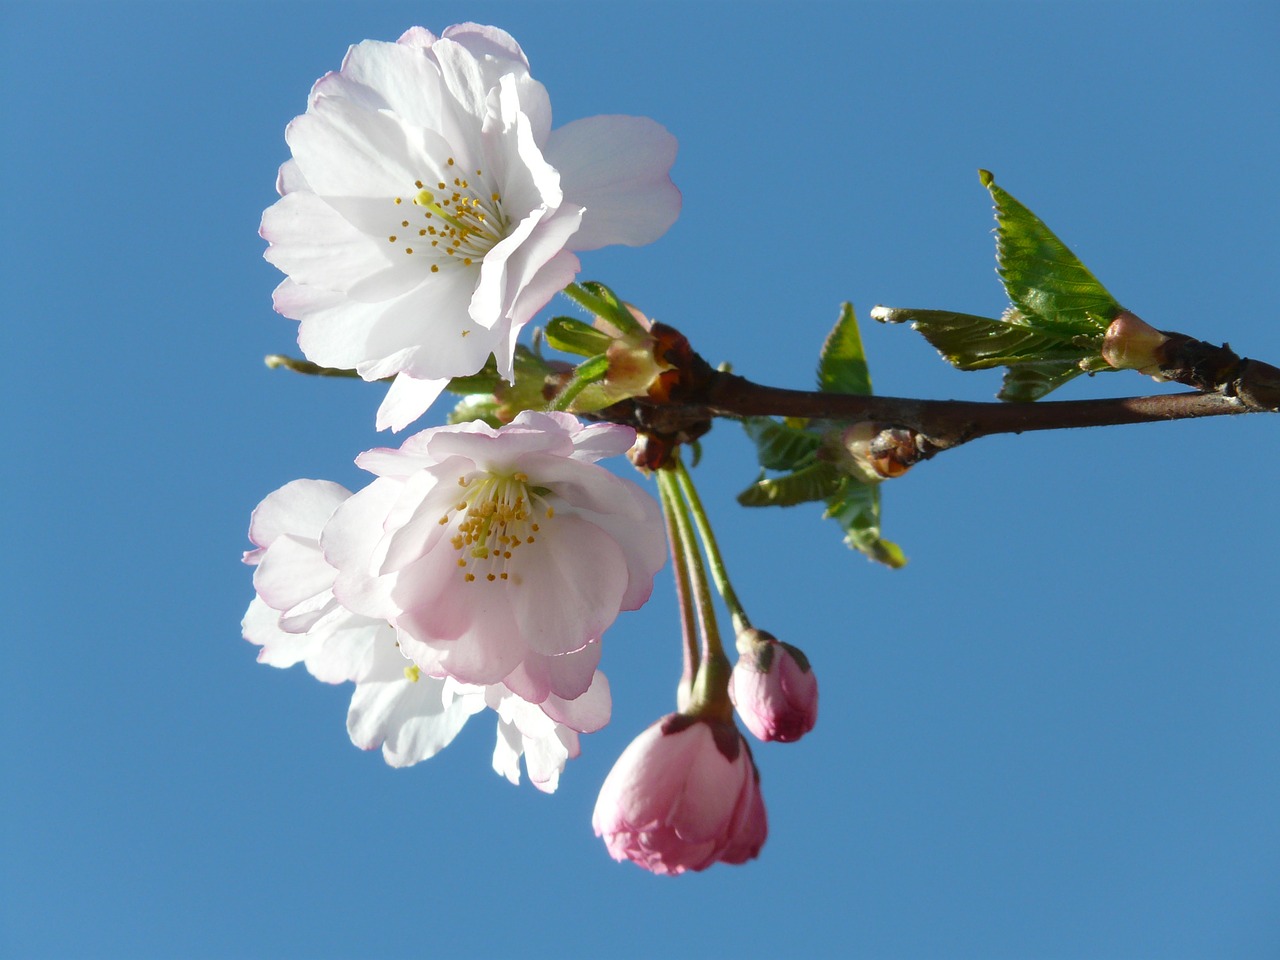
<box><xmin>997</xmin><ymin>362</ymin><xmax>1088</xmax><ymax>402</ymax></box>
<box><xmin>871</xmin><ymin>306</ymin><xmax>1095</xmax><ymax>370</ymax></box>
<box><xmin>817</xmin><ymin>302</ymin><xmax>873</xmax><ymax>395</ymax></box>
<box><xmin>544</xmin><ymin>316</ymin><xmax>613</xmax><ymax>358</ymax></box>
<box><xmin>741</xmin><ymin>417</ymin><xmax>822</xmax><ymax>471</ymax></box>
<box><xmin>980</xmin><ymin>169</ymin><xmax>1123</xmax><ymax>335</ymax></box>
<box><xmin>824</xmin><ymin>479</ymin><xmax>907</xmax><ymax>568</ymax></box>
<box><xmin>737</xmin><ymin>461</ymin><xmax>842</xmax><ymax>508</ymax></box>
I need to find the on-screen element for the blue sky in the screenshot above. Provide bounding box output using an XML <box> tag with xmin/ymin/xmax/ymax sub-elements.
<box><xmin>4</xmin><ymin>2</ymin><xmax>1277</xmax><ymax>957</ymax></box>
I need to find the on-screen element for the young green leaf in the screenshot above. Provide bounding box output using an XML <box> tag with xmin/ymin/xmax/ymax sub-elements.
<box><xmin>824</xmin><ymin>479</ymin><xmax>907</xmax><ymax>568</ymax></box>
<box><xmin>737</xmin><ymin>460</ymin><xmax>843</xmax><ymax>508</ymax></box>
<box><xmin>871</xmin><ymin>306</ymin><xmax>1095</xmax><ymax>370</ymax></box>
<box><xmin>997</xmin><ymin>362</ymin><xmax>1087</xmax><ymax>402</ymax></box>
<box><xmin>742</xmin><ymin>417</ymin><xmax>822</xmax><ymax>471</ymax></box>
<box><xmin>818</xmin><ymin>302</ymin><xmax>873</xmax><ymax>396</ymax></box>
<box><xmin>980</xmin><ymin>169</ymin><xmax>1123</xmax><ymax>336</ymax></box>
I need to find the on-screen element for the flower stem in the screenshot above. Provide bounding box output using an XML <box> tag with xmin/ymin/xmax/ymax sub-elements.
<box><xmin>263</xmin><ymin>355</ymin><xmax>364</xmax><ymax>378</ymax></box>
<box><xmin>657</xmin><ymin>469</ymin><xmax>698</xmax><ymax>711</ymax></box>
<box><xmin>673</xmin><ymin>457</ymin><xmax>752</xmax><ymax>635</ymax></box>
<box><xmin>659</xmin><ymin>461</ymin><xmax>732</xmax><ymax>721</ymax></box>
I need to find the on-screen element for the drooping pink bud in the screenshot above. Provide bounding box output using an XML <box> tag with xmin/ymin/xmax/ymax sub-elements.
<box><xmin>592</xmin><ymin>714</ymin><xmax>767</xmax><ymax>875</ymax></box>
<box><xmin>729</xmin><ymin>628</ymin><xmax>818</xmax><ymax>743</ymax></box>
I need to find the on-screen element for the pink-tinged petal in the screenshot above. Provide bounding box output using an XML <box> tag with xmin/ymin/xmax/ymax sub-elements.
<box><xmin>376</xmin><ymin>372</ymin><xmax>450</xmax><ymax>432</ymax></box>
<box><xmin>395</xmin><ymin>26</ymin><xmax>440</xmax><ymax>49</ymax></box>
<box><xmin>509</xmin><ymin>515</ymin><xmax>628</xmax><ymax>655</ymax></box>
<box><xmin>502</xmin><ymin>641</ymin><xmax>602</xmax><ymax>705</ymax></box>
<box><xmin>523</xmin><ymin>726</ymin><xmax>575</xmax><ymax>793</ymax></box>
<box><xmin>424</xmin><ymin>415</ymin><xmax>573</xmax><ymax>465</ymax></box>
<box><xmin>544</xmin><ymin>115</ymin><xmax>680</xmax><ymax>251</ymax></box>
<box><xmin>252</xmin><ymin>533</ymin><xmax>337</xmax><ymax>613</ymax></box>
<box><xmin>518</xmin><ymin>452</ymin><xmax>652</xmax><ymax>523</ymax></box>
<box><xmin>247</xmin><ymin>479</ymin><xmax>350</xmax><ymax>552</ymax></box>
<box><xmin>502</xmin><ymin>240</ymin><xmax>582</xmax><ymax>338</ymax></box>
<box><xmin>338</xmin><ymin>39</ymin><xmax>449</xmax><ymax>134</ymax></box>
<box><xmin>242</xmin><ymin>583</ymin><xmax>380</xmax><ymax>684</ymax></box>
<box><xmin>261</xmin><ymin>192</ymin><xmax>391</xmax><ymax>293</ymax></box>
<box><xmin>323</xmin><ymin>480</ymin><xmax>404</xmax><ymax>619</ymax></box>
<box><xmin>565</xmin><ymin>420</ymin><xmax>639</xmax><ymax>463</ymax></box>
<box><xmin>286</xmin><ymin>94</ymin><xmax>422</xmax><ymax>199</ymax></box>
<box><xmin>275</xmin><ymin>159</ymin><xmax>310</xmax><ymax>196</ymax></box>
<box><xmin>277</xmin><ymin>592</ymin><xmax>341</xmax><ymax>634</ymax></box>
<box><xmin>440</xmin><ymin>23</ymin><xmax>528</xmax><ymax>71</ymax></box>
<box><xmin>540</xmin><ymin>669</ymin><xmax>612</xmax><ymax>733</ymax></box>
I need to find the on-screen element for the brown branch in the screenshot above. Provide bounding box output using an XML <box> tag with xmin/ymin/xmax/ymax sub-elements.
<box><xmin>598</xmin><ymin>321</ymin><xmax>1279</xmax><ymax>472</ymax></box>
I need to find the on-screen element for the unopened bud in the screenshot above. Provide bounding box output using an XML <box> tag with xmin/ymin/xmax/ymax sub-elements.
<box><xmin>1102</xmin><ymin>311</ymin><xmax>1169</xmax><ymax>377</ymax></box>
<box><xmin>730</xmin><ymin>628</ymin><xmax>818</xmax><ymax>743</ymax></box>
<box><xmin>837</xmin><ymin>423</ymin><xmax>918</xmax><ymax>482</ymax></box>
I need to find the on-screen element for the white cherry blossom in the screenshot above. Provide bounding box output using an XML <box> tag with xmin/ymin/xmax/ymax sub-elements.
<box><xmin>321</xmin><ymin>411</ymin><xmax>666</xmax><ymax>703</ymax></box>
<box><xmin>242</xmin><ymin>475</ymin><xmax>612</xmax><ymax>787</ymax></box>
<box><xmin>261</xmin><ymin>24</ymin><xmax>680</xmax><ymax>430</ymax></box>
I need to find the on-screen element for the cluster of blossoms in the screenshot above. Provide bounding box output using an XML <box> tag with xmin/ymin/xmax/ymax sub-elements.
<box><xmin>244</xmin><ymin>412</ymin><xmax>661</xmax><ymax>789</ymax></box>
<box><xmin>245</xmin><ymin>22</ymin><xmax>819</xmax><ymax>875</ymax></box>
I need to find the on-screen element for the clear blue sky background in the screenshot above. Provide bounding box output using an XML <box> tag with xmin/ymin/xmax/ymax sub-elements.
<box><xmin>4</xmin><ymin>2</ymin><xmax>1277</xmax><ymax>957</ymax></box>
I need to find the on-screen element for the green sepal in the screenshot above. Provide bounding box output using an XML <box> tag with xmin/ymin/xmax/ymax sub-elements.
<box><xmin>980</xmin><ymin>169</ymin><xmax>1123</xmax><ymax>336</ymax></box>
<box><xmin>737</xmin><ymin>460</ymin><xmax>843</xmax><ymax>508</ymax></box>
<box><xmin>742</xmin><ymin>416</ymin><xmax>822</xmax><ymax>471</ymax></box>
<box><xmin>563</xmin><ymin>281</ymin><xmax>645</xmax><ymax>338</ymax></box>
<box><xmin>817</xmin><ymin>302</ymin><xmax>873</xmax><ymax>396</ymax></box>
<box><xmin>551</xmin><ymin>353</ymin><xmax>611</xmax><ymax>411</ymax></box>
<box><xmin>871</xmin><ymin>306</ymin><xmax>1097</xmax><ymax>370</ymax></box>
<box><xmin>824</xmin><ymin>479</ymin><xmax>908</xmax><ymax>568</ymax></box>
<box><xmin>544</xmin><ymin>316</ymin><xmax>614</xmax><ymax>358</ymax></box>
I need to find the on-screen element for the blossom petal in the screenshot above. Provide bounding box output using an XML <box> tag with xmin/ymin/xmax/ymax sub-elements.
<box><xmin>377</xmin><ymin>373</ymin><xmax>450</xmax><ymax>432</ymax></box>
<box><xmin>347</xmin><ymin>638</ymin><xmax>486</xmax><ymax>766</ymax></box>
<box><xmin>246</xmin><ymin>479</ymin><xmax>350</xmax><ymax>557</ymax></box>
<box><xmin>545</xmin><ymin>115</ymin><xmax>680</xmax><ymax>251</ymax></box>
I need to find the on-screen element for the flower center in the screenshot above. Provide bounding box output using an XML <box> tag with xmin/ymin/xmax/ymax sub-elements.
<box><xmin>438</xmin><ymin>471</ymin><xmax>554</xmax><ymax>585</ymax></box>
<box><xmin>387</xmin><ymin>158</ymin><xmax>509</xmax><ymax>272</ymax></box>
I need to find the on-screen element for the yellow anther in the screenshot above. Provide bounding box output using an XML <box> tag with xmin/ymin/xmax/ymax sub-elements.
<box><xmin>431</xmin><ymin>265</ymin><xmax>439</xmax><ymax>272</ymax></box>
<box><xmin>388</xmin><ymin>235</ymin><xmax>397</xmax><ymax>242</ymax></box>
<box><xmin>404</xmin><ymin>665</ymin><xmax>421</xmax><ymax>683</ymax></box>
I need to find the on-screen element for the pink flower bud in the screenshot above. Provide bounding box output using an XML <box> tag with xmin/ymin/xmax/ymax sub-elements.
<box><xmin>729</xmin><ymin>629</ymin><xmax>818</xmax><ymax>743</ymax></box>
<box><xmin>592</xmin><ymin>714</ymin><xmax>767</xmax><ymax>874</ymax></box>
